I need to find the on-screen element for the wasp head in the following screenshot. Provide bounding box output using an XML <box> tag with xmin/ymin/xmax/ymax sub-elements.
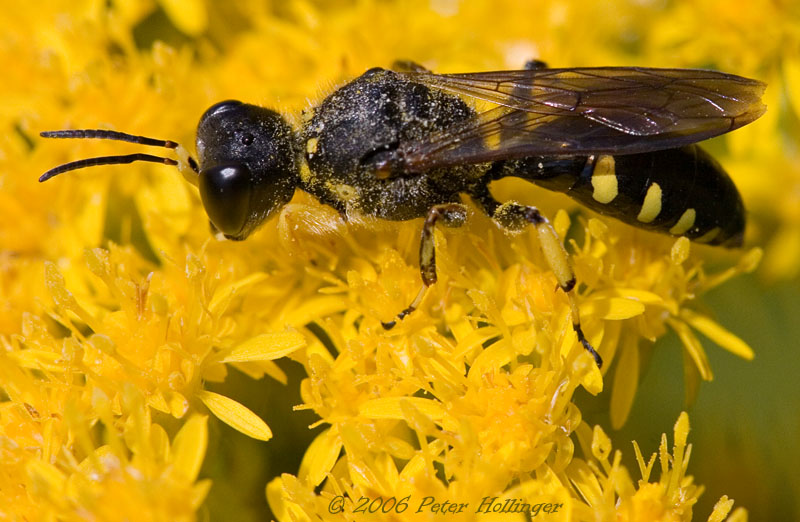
<box><xmin>195</xmin><ymin>100</ymin><xmax>298</xmax><ymax>240</ymax></box>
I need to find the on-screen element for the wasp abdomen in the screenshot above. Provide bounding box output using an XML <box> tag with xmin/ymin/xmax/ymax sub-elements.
<box><xmin>502</xmin><ymin>145</ymin><xmax>745</xmax><ymax>247</ymax></box>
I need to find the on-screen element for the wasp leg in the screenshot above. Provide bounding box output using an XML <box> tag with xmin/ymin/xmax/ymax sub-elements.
<box><xmin>473</xmin><ymin>190</ymin><xmax>602</xmax><ymax>367</ymax></box>
<box><xmin>391</xmin><ymin>60</ymin><xmax>431</xmax><ymax>73</ymax></box>
<box><xmin>382</xmin><ymin>203</ymin><xmax>467</xmax><ymax>330</ymax></box>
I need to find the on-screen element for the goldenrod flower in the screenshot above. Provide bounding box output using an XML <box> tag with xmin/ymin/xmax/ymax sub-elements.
<box><xmin>2</xmin><ymin>0</ymin><xmax>796</xmax><ymax>520</ymax></box>
<box><xmin>268</xmin><ymin>412</ymin><xmax>742</xmax><ymax>522</ymax></box>
<box><xmin>0</xmin><ymin>378</ymin><xmax>209</xmax><ymax>521</ymax></box>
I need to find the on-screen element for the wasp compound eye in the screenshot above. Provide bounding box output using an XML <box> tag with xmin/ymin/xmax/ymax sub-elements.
<box><xmin>199</xmin><ymin>164</ymin><xmax>252</xmax><ymax>239</ymax></box>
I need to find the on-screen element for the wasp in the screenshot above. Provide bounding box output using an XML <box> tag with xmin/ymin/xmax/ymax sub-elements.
<box><xmin>40</xmin><ymin>60</ymin><xmax>766</xmax><ymax>368</ymax></box>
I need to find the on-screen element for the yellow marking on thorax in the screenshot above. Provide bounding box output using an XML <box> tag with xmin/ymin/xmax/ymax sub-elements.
<box><xmin>590</xmin><ymin>155</ymin><xmax>618</xmax><ymax>204</ymax></box>
<box><xmin>306</xmin><ymin>137</ymin><xmax>319</xmax><ymax>155</ymax></box>
<box><xmin>328</xmin><ymin>182</ymin><xmax>358</xmax><ymax>202</ymax></box>
<box><xmin>637</xmin><ymin>182</ymin><xmax>662</xmax><ymax>223</ymax></box>
<box><xmin>299</xmin><ymin>162</ymin><xmax>314</xmax><ymax>185</ymax></box>
<box><xmin>695</xmin><ymin>227</ymin><xmax>721</xmax><ymax>243</ymax></box>
<box><xmin>669</xmin><ymin>208</ymin><xmax>696</xmax><ymax>235</ymax></box>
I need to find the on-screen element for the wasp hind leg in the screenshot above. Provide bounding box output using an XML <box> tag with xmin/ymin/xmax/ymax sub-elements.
<box><xmin>381</xmin><ymin>203</ymin><xmax>467</xmax><ymax>330</ymax></box>
<box><xmin>475</xmin><ymin>190</ymin><xmax>602</xmax><ymax>368</ymax></box>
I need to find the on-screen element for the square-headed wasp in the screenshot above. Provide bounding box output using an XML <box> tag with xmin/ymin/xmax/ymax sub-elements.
<box><xmin>40</xmin><ymin>61</ymin><xmax>766</xmax><ymax>368</ymax></box>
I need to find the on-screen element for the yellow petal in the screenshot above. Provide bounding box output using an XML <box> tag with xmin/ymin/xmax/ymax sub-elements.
<box><xmin>763</xmin><ymin>224</ymin><xmax>800</xmax><ymax>280</ymax></box>
<box><xmin>256</xmin><ymin>360</ymin><xmax>289</xmax><ymax>385</ymax></box>
<box><xmin>553</xmin><ymin>208</ymin><xmax>571</xmax><ymax>238</ymax></box>
<box><xmin>587</xmin><ymin>217</ymin><xmax>609</xmax><ymax>241</ymax></box>
<box><xmin>682</xmin><ymin>310</ymin><xmax>755</xmax><ymax>360</ymax></box>
<box><xmin>567</xmin><ymin>458</ymin><xmax>604</xmax><ymax>506</ymax></box>
<box><xmin>581</xmin><ymin>297</ymin><xmax>645</xmax><ymax>320</ymax></box>
<box><xmin>171</xmin><ymin>414</ymin><xmax>208</xmax><ymax>482</ymax></box>
<box><xmin>266</xmin><ymin>475</ymin><xmax>312</xmax><ymax>522</ymax></box>
<box><xmin>373</xmin><ymin>452</ymin><xmax>400</xmax><ymax>490</ymax></box>
<box><xmin>683</xmin><ymin>349</ymin><xmax>702</xmax><ymax>406</ymax></box>
<box><xmin>208</xmin><ymin>272</ymin><xmax>269</xmax><ymax>316</ymax></box>
<box><xmin>588</xmin><ymin>288</ymin><xmax>664</xmax><ymax>305</ymax></box>
<box><xmin>467</xmin><ymin>339</ymin><xmax>514</xmax><ymax>381</ymax></box>
<box><xmin>282</xmin><ymin>296</ymin><xmax>349</xmax><ymax>327</ymax></box>
<box><xmin>582</xmin><ymin>366</ymin><xmax>604</xmax><ymax>395</ymax></box>
<box><xmin>359</xmin><ymin>397</ymin><xmax>445</xmax><ymax>421</ymax></box>
<box><xmin>669</xmin><ymin>412</ymin><xmax>690</xmax><ymax>493</ymax></box>
<box><xmin>166</xmin><ymin>391</ymin><xmax>189</xmax><ymax>418</ymax></box>
<box><xmin>669</xmin><ymin>319</ymin><xmax>713</xmax><ymax>381</ymax></box>
<box><xmin>611</xmin><ymin>336</ymin><xmax>639</xmax><ymax>429</ymax></box>
<box><xmin>399</xmin><ymin>455</ymin><xmax>427</xmax><ymax>480</ymax></box>
<box><xmin>785</xmin><ymin>56</ymin><xmax>800</xmax><ymax>122</ymax></box>
<box><xmin>266</xmin><ymin>477</ymin><xmax>291</xmax><ymax>522</ymax></box>
<box><xmin>399</xmin><ymin>400</ymin><xmax>439</xmax><ymax>435</ymax></box>
<box><xmin>191</xmin><ymin>479</ymin><xmax>213</xmax><ymax>509</ymax></box>
<box><xmin>198</xmin><ymin>390</ymin><xmax>272</xmax><ymax>441</ymax></box>
<box><xmin>453</xmin><ymin>325</ymin><xmax>501</xmax><ymax>358</ymax></box>
<box><xmin>591</xmin><ymin>424</ymin><xmax>612</xmax><ymax>462</ymax></box>
<box><xmin>298</xmin><ymin>428</ymin><xmax>342</xmax><ymax>487</ymax></box>
<box><xmin>147</xmin><ymin>392</ymin><xmax>171</xmax><ymax>414</ymax></box>
<box><xmin>158</xmin><ymin>0</ymin><xmax>208</xmax><ymax>36</ymax></box>
<box><xmin>26</xmin><ymin>459</ymin><xmax>66</xmax><ymax>499</ymax></box>
<box><xmin>44</xmin><ymin>261</ymin><xmax>95</xmax><ymax>328</ymax></box>
<box><xmin>707</xmin><ymin>495</ymin><xmax>735</xmax><ymax>522</ymax></box>
<box><xmin>632</xmin><ymin>440</ymin><xmax>656</xmax><ymax>482</ymax></box>
<box><xmin>136</xmin><ymin>168</ymin><xmax>193</xmax><ymax>251</ymax></box>
<box><xmin>222</xmin><ymin>331</ymin><xmax>306</xmax><ymax>363</ymax></box>
<box><xmin>10</xmin><ymin>350</ymin><xmax>64</xmax><ymax>372</ymax></box>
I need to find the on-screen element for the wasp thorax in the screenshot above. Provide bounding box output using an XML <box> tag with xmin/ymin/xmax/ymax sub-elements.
<box><xmin>196</xmin><ymin>100</ymin><xmax>298</xmax><ymax>240</ymax></box>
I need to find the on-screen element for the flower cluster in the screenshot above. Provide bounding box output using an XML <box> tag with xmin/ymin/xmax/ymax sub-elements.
<box><xmin>2</xmin><ymin>0</ymin><xmax>796</xmax><ymax>520</ymax></box>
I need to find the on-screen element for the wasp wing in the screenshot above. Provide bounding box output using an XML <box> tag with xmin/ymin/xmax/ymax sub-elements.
<box><xmin>398</xmin><ymin>67</ymin><xmax>766</xmax><ymax>171</ymax></box>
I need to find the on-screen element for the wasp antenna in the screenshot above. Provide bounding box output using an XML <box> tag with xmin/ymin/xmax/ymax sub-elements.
<box><xmin>39</xmin><ymin>128</ymin><xmax>200</xmax><ymax>184</ymax></box>
<box><xmin>40</xmin><ymin>129</ymin><xmax>178</xmax><ymax>149</ymax></box>
<box><xmin>39</xmin><ymin>154</ymin><xmax>178</xmax><ymax>182</ymax></box>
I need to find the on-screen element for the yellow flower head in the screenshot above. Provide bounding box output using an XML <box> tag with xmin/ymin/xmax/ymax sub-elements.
<box><xmin>2</xmin><ymin>0</ymin><xmax>796</xmax><ymax>520</ymax></box>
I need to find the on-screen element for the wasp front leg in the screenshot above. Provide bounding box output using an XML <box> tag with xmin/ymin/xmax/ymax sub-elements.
<box><xmin>382</xmin><ymin>203</ymin><xmax>467</xmax><ymax>330</ymax></box>
<box><xmin>475</xmin><ymin>190</ymin><xmax>602</xmax><ymax>367</ymax></box>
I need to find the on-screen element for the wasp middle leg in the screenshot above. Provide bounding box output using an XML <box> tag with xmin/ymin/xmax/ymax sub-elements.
<box><xmin>382</xmin><ymin>203</ymin><xmax>467</xmax><ymax>330</ymax></box>
<box><xmin>472</xmin><ymin>187</ymin><xmax>603</xmax><ymax>368</ymax></box>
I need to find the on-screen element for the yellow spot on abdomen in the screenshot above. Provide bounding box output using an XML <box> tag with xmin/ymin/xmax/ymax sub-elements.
<box><xmin>669</xmin><ymin>208</ymin><xmax>696</xmax><ymax>235</ymax></box>
<box><xmin>695</xmin><ymin>227</ymin><xmax>721</xmax><ymax>244</ymax></box>
<box><xmin>637</xmin><ymin>182</ymin><xmax>662</xmax><ymax>223</ymax></box>
<box><xmin>591</xmin><ymin>155</ymin><xmax>618</xmax><ymax>204</ymax></box>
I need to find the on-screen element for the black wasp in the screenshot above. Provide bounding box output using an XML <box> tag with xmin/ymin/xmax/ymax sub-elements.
<box><xmin>40</xmin><ymin>60</ymin><xmax>766</xmax><ymax>368</ymax></box>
